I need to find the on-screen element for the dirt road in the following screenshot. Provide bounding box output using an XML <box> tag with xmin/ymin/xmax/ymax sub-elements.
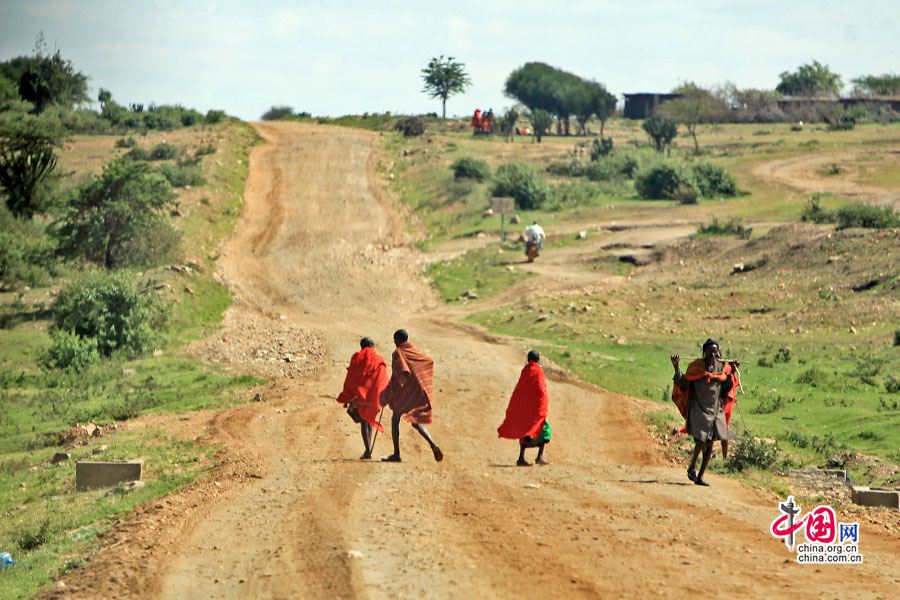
<box><xmin>49</xmin><ymin>122</ymin><xmax>900</xmax><ymax>599</ymax></box>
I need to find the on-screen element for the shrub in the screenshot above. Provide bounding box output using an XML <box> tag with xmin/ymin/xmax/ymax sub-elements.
<box><xmin>634</xmin><ymin>162</ymin><xmax>698</xmax><ymax>200</ymax></box>
<box><xmin>835</xmin><ymin>203</ymin><xmax>900</xmax><ymax>230</ymax></box>
<box><xmin>205</xmin><ymin>109</ymin><xmax>226</xmax><ymax>124</ymax></box>
<box><xmin>0</xmin><ymin>206</ymin><xmax>58</xmax><ymax>288</ymax></box>
<box><xmin>149</xmin><ymin>142</ymin><xmax>182</xmax><ymax>161</ymax></box>
<box><xmin>673</xmin><ymin>185</ymin><xmax>699</xmax><ymax>205</ymax></box>
<box><xmin>492</xmin><ymin>162</ymin><xmax>549</xmax><ymax>210</ymax></box>
<box><xmin>800</xmin><ymin>196</ymin><xmax>835</xmax><ymax>223</ymax></box>
<box><xmin>158</xmin><ymin>163</ymin><xmax>205</xmax><ymax>187</ymax></box>
<box><xmin>123</xmin><ymin>146</ymin><xmax>151</xmax><ymax>161</ymax></box>
<box><xmin>50</xmin><ymin>269</ymin><xmax>166</xmax><ymax>357</ymax></box>
<box><xmin>451</xmin><ymin>157</ymin><xmax>491</xmax><ymax>181</ymax></box>
<box><xmin>546</xmin><ymin>159</ymin><xmax>584</xmax><ymax>178</ymax></box>
<box><xmin>691</xmin><ymin>162</ymin><xmax>737</xmax><ymax>197</ymax></box>
<box><xmin>261</xmin><ymin>105</ymin><xmax>294</xmax><ymax>120</ymax></box>
<box><xmin>695</xmin><ymin>217</ymin><xmax>752</xmax><ymax>238</ymax></box>
<box><xmin>42</xmin><ymin>330</ymin><xmax>99</xmax><ymax>371</ymax></box>
<box><xmin>584</xmin><ymin>159</ymin><xmax>621</xmax><ymax>182</ymax></box>
<box><xmin>195</xmin><ymin>143</ymin><xmax>216</xmax><ymax>157</ymax></box>
<box><xmin>589</xmin><ymin>137</ymin><xmax>613</xmax><ymax>161</ymax></box>
<box><xmin>394</xmin><ymin>116</ymin><xmax>425</xmax><ymax>137</ymax></box>
<box><xmin>115</xmin><ymin>136</ymin><xmax>138</xmax><ymax>149</ymax></box>
<box><xmin>885</xmin><ymin>376</ymin><xmax>900</xmax><ymax>394</ymax></box>
<box><xmin>893</xmin><ymin>330</ymin><xmax>900</xmax><ymax>347</ymax></box>
<box><xmin>724</xmin><ymin>434</ymin><xmax>779</xmax><ymax>472</ymax></box>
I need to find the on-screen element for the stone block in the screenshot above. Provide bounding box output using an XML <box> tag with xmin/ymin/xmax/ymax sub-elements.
<box><xmin>851</xmin><ymin>486</ymin><xmax>900</xmax><ymax>509</ymax></box>
<box><xmin>76</xmin><ymin>460</ymin><xmax>143</xmax><ymax>491</ymax></box>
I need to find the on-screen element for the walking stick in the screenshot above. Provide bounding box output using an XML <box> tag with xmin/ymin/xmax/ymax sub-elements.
<box><xmin>371</xmin><ymin>406</ymin><xmax>386</xmax><ymax>448</ymax></box>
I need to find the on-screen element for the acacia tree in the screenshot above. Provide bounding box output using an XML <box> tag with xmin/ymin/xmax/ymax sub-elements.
<box><xmin>850</xmin><ymin>74</ymin><xmax>900</xmax><ymax>96</ymax></box>
<box><xmin>656</xmin><ymin>82</ymin><xmax>727</xmax><ymax>154</ymax></box>
<box><xmin>55</xmin><ymin>157</ymin><xmax>179</xmax><ymax>269</ymax></box>
<box><xmin>528</xmin><ymin>109</ymin><xmax>553</xmax><ymax>143</ymax></box>
<box><xmin>776</xmin><ymin>60</ymin><xmax>842</xmax><ymax>97</ymax></box>
<box><xmin>421</xmin><ymin>55</ymin><xmax>471</xmax><ymax>119</ymax></box>
<box><xmin>642</xmin><ymin>116</ymin><xmax>677</xmax><ymax>152</ymax></box>
<box><xmin>498</xmin><ymin>107</ymin><xmax>519</xmax><ymax>143</ymax></box>
<box><xmin>0</xmin><ymin>115</ymin><xmax>63</xmax><ymax>217</ymax></box>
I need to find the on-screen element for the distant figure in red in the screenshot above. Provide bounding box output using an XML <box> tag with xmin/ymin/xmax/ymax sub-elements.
<box><xmin>471</xmin><ymin>108</ymin><xmax>483</xmax><ymax>132</ymax></box>
<box><xmin>336</xmin><ymin>337</ymin><xmax>389</xmax><ymax>459</ymax></box>
<box><xmin>380</xmin><ymin>329</ymin><xmax>443</xmax><ymax>463</ymax></box>
<box><xmin>498</xmin><ymin>350</ymin><xmax>551</xmax><ymax>466</ymax></box>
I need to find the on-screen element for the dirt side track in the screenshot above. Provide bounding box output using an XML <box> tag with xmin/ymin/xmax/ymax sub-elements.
<box><xmin>44</xmin><ymin>122</ymin><xmax>900</xmax><ymax>599</ymax></box>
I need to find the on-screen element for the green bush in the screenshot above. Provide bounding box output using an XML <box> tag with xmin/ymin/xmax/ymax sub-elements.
<box><xmin>451</xmin><ymin>157</ymin><xmax>491</xmax><ymax>181</ymax></box>
<box><xmin>394</xmin><ymin>116</ymin><xmax>426</xmax><ymax>138</ymax></box>
<box><xmin>835</xmin><ymin>203</ymin><xmax>900</xmax><ymax>230</ymax></box>
<box><xmin>691</xmin><ymin>162</ymin><xmax>737</xmax><ymax>197</ymax></box>
<box><xmin>800</xmin><ymin>196</ymin><xmax>835</xmax><ymax>223</ymax></box>
<box><xmin>695</xmin><ymin>217</ymin><xmax>752</xmax><ymax>238</ymax></box>
<box><xmin>205</xmin><ymin>109</ymin><xmax>226</xmax><ymax>124</ymax></box>
<box><xmin>149</xmin><ymin>142</ymin><xmax>182</xmax><ymax>161</ymax></box>
<box><xmin>42</xmin><ymin>329</ymin><xmax>99</xmax><ymax>371</ymax></box>
<box><xmin>589</xmin><ymin>137</ymin><xmax>613</xmax><ymax>161</ymax></box>
<box><xmin>261</xmin><ymin>105</ymin><xmax>294</xmax><ymax>120</ymax></box>
<box><xmin>123</xmin><ymin>146</ymin><xmax>151</xmax><ymax>161</ymax></box>
<box><xmin>885</xmin><ymin>376</ymin><xmax>900</xmax><ymax>394</ymax></box>
<box><xmin>634</xmin><ymin>162</ymin><xmax>698</xmax><ymax>200</ymax></box>
<box><xmin>0</xmin><ymin>206</ymin><xmax>58</xmax><ymax>288</ymax></box>
<box><xmin>50</xmin><ymin>269</ymin><xmax>166</xmax><ymax>358</ymax></box>
<box><xmin>584</xmin><ymin>159</ymin><xmax>621</xmax><ymax>182</ymax></box>
<box><xmin>492</xmin><ymin>162</ymin><xmax>549</xmax><ymax>210</ymax></box>
<box><xmin>158</xmin><ymin>163</ymin><xmax>205</xmax><ymax>187</ymax></box>
<box><xmin>546</xmin><ymin>159</ymin><xmax>584</xmax><ymax>178</ymax></box>
<box><xmin>115</xmin><ymin>136</ymin><xmax>138</xmax><ymax>149</ymax></box>
<box><xmin>724</xmin><ymin>434</ymin><xmax>779</xmax><ymax>472</ymax></box>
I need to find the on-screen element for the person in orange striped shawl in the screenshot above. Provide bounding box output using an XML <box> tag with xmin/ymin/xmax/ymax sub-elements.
<box><xmin>380</xmin><ymin>329</ymin><xmax>443</xmax><ymax>463</ymax></box>
<box><xmin>336</xmin><ymin>337</ymin><xmax>389</xmax><ymax>460</ymax></box>
<box><xmin>670</xmin><ymin>339</ymin><xmax>737</xmax><ymax>487</ymax></box>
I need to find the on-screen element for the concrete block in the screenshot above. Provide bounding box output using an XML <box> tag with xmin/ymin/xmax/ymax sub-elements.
<box><xmin>76</xmin><ymin>460</ymin><xmax>143</xmax><ymax>491</ymax></box>
<box><xmin>851</xmin><ymin>486</ymin><xmax>900</xmax><ymax>509</ymax></box>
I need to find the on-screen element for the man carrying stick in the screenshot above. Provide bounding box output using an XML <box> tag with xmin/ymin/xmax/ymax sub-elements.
<box><xmin>671</xmin><ymin>339</ymin><xmax>738</xmax><ymax>486</ymax></box>
<box><xmin>336</xmin><ymin>337</ymin><xmax>389</xmax><ymax>459</ymax></box>
<box><xmin>498</xmin><ymin>350</ymin><xmax>551</xmax><ymax>466</ymax></box>
<box><xmin>380</xmin><ymin>329</ymin><xmax>443</xmax><ymax>463</ymax></box>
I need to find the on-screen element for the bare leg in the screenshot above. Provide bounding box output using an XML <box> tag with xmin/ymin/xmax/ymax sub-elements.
<box><xmin>517</xmin><ymin>441</ymin><xmax>530</xmax><ymax>466</ymax></box>
<box><xmin>721</xmin><ymin>439</ymin><xmax>729</xmax><ymax>460</ymax></box>
<box><xmin>412</xmin><ymin>423</ymin><xmax>443</xmax><ymax>462</ymax></box>
<box><xmin>381</xmin><ymin>412</ymin><xmax>402</xmax><ymax>461</ymax></box>
<box><xmin>687</xmin><ymin>441</ymin><xmax>702</xmax><ymax>481</ymax></box>
<box><xmin>695</xmin><ymin>441</ymin><xmax>713</xmax><ymax>486</ymax></box>
<box><xmin>534</xmin><ymin>443</ymin><xmax>549</xmax><ymax>465</ymax></box>
<box><xmin>360</xmin><ymin>421</ymin><xmax>373</xmax><ymax>459</ymax></box>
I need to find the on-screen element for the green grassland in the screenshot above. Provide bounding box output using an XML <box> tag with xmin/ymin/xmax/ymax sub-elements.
<box><xmin>0</xmin><ymin>119</ymin><xmax>261</xmax><ymax>597</ymax></box>
<box><xmin>388</xmin><ymin>117</ymin><xmax>900</xmax><ymax>486</ymax></box>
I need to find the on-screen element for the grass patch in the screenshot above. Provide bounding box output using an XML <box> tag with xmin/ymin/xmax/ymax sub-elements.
<box><xmin>427</xmin><ymin>243</ymin><xmax>534</xmax><ymax>302</ymax></box>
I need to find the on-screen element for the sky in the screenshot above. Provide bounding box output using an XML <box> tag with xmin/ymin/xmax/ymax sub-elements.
<box><xmin>1</xmin><ymin>0</ymin><xmax>897</xmax><ymax>121</ymax></box>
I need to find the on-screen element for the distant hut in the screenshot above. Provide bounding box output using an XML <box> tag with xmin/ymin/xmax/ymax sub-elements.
<box><xmin>623</xmin><ymin>93</ymin><xmax>681</xmax><ymax>119</ymax></box>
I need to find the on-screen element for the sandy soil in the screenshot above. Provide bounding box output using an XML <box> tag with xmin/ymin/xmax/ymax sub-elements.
<box><xmin>43</xmin><ymin>122</ymin><xmax>900</xmax><ymax>599</ymax></box>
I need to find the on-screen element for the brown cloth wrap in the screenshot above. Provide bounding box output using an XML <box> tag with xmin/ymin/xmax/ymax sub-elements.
<box><xmin>380</xmin><ymin>342</ymin><xmax>434</xmax><ymax>424</ymax></box>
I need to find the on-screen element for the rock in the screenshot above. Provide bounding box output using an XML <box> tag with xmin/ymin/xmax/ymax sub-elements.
<box><xmin>576</xmin><ymin>230</ymin><xmax>587</xmax><ymax>239</ymax></box>
<box><xmin>461</xmin><ymin>289</ymin><xmax>478</xmax><ymax>299</ymax></box>
<box><xmin>482</xmin><ymin>208</ymin><xmax>494</xmax><ymax>217</ymax></box>
<box><xmin>92</xmin><ymin>445</ymin><xmax>108</xmax><ymax>455</ymax></box>
<box><xmin>51</xmin><ymin>452</ymin><xmax>71</xmax><ymax>464</ymax></box>
<box><xmin>184</xmin><ymin>286</ymin><xmax>194</xmax><ymax>294</ymax></box>
<box><xmin>347</xmin><ymin>550</ymin><xmax>364</xmax><ymax>558</ymax></box>
<box><xmin>475</xmin><ymin>232</ymin><xmax>487</xmax><ymax>239</ymax></box>
<box><xmin>732</xmin><ymin>263</ymin><xmax>745</xmax><ymax>273</ymax></box>
<box><xmin>510</xmin><ymin>214</ymin><xmax>522</xmax><ymax>224</ymax></box>
<box><xmin>536</xmin><ymin>315</ymin><xmax>549</xmax><ymax>322</ymax></box>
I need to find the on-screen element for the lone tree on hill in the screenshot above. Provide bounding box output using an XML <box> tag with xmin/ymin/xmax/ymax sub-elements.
<box><xmin>655</xmin><ymin>82</ymin><xmax>728</xmax><ymax>154</ymax></box>
<box><xmin>421</xmin><ymin>56</ymin><xmax>471</xmax><ymax>119</ymax></box>
<box><xmin>776</xmin><ymin>60</ymin><xmax>842</xmax><ymax>97</ymax></box>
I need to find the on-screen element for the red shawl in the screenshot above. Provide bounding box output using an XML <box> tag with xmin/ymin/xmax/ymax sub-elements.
<box><xmin>337</xmin><ymin>346</ymin><xmax>389</xmax><ymax>432</ymax></box>
<box><xmin>672</xmin><ymin>359</ymin><xmax>738</xmax><ymax>421</ymax></box>
<box><xmin>498</xmin><ymin>361</ymin><xmax>549</xmax><ymax>440</ymax></box>
<box><xmin>380</xmin><ymin>342</ymin><xmax>434</xmax><ymax>424</ymax></box>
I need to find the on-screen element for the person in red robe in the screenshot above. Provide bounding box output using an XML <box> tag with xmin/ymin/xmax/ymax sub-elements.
<box><xmin>336</xmin><ymin>337</ymin><xmax>389</xmax><ymax>459</ymax></box>
<box><xmin>380</xmin><ymin>329</ymin><xmax>443</xmax><ymax>463</ymax></box>
<box><xmin>498</xmin><ymin>350</ymin><xmax>551</xmax><ymax>466</ymax></box>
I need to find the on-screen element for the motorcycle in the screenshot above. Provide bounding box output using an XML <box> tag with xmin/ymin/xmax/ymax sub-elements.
<box><xmin>526</xmin><ymin>241</ymin><xmax>540</xmax><ymax>263</ymax></box>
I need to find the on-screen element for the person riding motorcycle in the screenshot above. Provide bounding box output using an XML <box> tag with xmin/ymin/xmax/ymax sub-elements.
<box><xmin>525</xmin><ymin>221</ymin><xmax>545</xmax><ymax>261</ymax></box>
